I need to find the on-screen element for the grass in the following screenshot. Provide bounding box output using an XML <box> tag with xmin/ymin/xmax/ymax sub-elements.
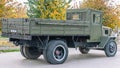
<box><xmin>0</xmin><ymin>49</ymin><xmax>19</xmax><ymax>53</ymax></box>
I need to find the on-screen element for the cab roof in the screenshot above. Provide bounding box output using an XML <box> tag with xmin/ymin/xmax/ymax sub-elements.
<box><xmin>67</xmin><ymin>8</ymin><xmax>103</xmax><ymax>13</ymax></box>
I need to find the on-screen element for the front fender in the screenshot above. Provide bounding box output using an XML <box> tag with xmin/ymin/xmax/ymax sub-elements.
<box><xmin>98</xmin><ymin>36</ymin><xmax>116</xmax><ymax>48</ymax></box>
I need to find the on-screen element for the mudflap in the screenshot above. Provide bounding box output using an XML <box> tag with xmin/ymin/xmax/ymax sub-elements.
<box><xmin>98</xmin><ymin>36</ymin><xmax>116</xmax><ymax>49</ymax></box>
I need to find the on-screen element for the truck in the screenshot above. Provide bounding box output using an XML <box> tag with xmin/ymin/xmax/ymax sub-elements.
<box><xmin>1</xmin><ymin>9</ymin><xmax>117</xmax><ymax>64</ymax></box>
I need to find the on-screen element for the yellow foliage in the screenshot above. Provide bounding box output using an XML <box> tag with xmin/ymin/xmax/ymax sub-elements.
<box><xmin>0</xmin><ymin>0</ymin><xmax>27</xmax><ymax>18</ymax></box>
<box><xmin>4</xmin><ymin>2</ymin><xmax>27</xmax><ymax>18</ymax></box>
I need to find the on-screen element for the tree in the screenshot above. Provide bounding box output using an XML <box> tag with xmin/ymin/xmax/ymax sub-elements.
<box><xmin>3</xmin><ymin>1</ymin><xmax>27</xmax><ymax>18</ymax></box>
<box><xmin>80</xmin><ymin>0</ymin><xmax>120</xmax><ymax>29</ymax></box>
<box><xmin>0</xmin><ymin>0</ymin><xmax>7</xmax><ymax>18</ymax></box>
<box><xmin>27</xmin><ymin>0</ymin><xmax>71</xmax><ymax>20</ymax></box>
<box><xmin>0</xmin><ymin>0</ymin><xmax>27</xmax><ymax>18</ymax></box>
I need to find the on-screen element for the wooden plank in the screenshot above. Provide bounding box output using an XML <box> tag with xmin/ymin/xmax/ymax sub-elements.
<box><xmin>41</xmin><ymin>30</ymin><xmax>64</xmax><ymax>35</ymax></box>
<box><xmin>41</xmin><ymin>25</ymin><xmax>64</xmax><ymax>31</ymax></box>
<box><xmin>31</xmin><ymin>29</ymin><xmax>40</xmax><ymax>34</ymax></box>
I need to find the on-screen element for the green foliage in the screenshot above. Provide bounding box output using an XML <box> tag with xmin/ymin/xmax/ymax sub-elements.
<box><xmin>0</xmin><ymin>49</ymin><xmax>19</xmax><ymax>53</ymax></box>
<box><xmin>27</xmin><ymin>0</ymin><xmax>71</xmax><ymax>20</ymax></box>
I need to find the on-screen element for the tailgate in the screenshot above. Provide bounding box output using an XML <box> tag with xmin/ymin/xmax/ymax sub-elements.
<box><xmin>2</xmin><ymin>18</ymin><xmax>31</xmax><ymax>40</ymax></box>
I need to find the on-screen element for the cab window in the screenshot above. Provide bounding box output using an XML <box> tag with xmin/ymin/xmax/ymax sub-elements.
<box><xmin>67</xmin><ymin>12</ymin><xmax>86</xmax><ymax>21</ymax></box>
<box><xmin>93</xmin><ymin>14</ymin><xmax>101</xmax><ymax>24</ymax></box>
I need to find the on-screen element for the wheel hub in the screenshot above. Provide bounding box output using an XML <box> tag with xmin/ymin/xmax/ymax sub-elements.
<box><xmin>109</xmin><ymin>43</ymin><xmax>115</xmax><ymax>53</ymax></box>
<box><xmin>53</xmin><ymin>45</ymin><xmax>66</xmax><ymax>61</ymax></box>
<box><xmin>109</xmin><ymin>44</ymin><xmax>115</xmax><ymax>53</ymax></box>
<box><xmin>55</xmin><ymin>50</ymin><xmax>61</xmax><ymax>55</ymax></box>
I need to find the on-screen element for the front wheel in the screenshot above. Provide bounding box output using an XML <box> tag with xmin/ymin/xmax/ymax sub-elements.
<box><xmin>104</xmin><ymin>40</ymin><xmax>117</xmax><ymax>57</ymax></box>
<box><xmin>43</xmin><ymin>40</ymin><xmax>68</xmax><ymax>64</ymax></box>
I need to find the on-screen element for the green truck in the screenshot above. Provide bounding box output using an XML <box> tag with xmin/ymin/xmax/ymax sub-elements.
<box><xmin>2</xmin><ymin>9</ymin><xmax>117</xmax><ymax>64</ymax></box>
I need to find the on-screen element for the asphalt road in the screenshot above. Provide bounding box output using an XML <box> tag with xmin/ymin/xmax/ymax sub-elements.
<box><xmin>0</xmin><ymin>48</ymin><xmax>120</xmax><ymax>68</ymax></box>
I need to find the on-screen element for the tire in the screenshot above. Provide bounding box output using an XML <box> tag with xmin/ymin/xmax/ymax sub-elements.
<box><xmin>43</xmin><ymin>40</ymin><xmax>68</xmax><ymax>64</ymax></box>
<box><xmin>79</xmin><ymin>47</ymin><xmax>90</xmax><ymax>54</ymax></box>
<box><xmin>20</xmin><ymin>46</ymin><xmax>26</xmax><ymax>58</ymax></box>
<box><xmin>20</xmin><ymin>45</ymin><xmax>42</xmax><ymax>59</ymax></box>
<box><xmin>104</xmin><ymin>40</ymin><xmax>117</xmax><ymax>57</ymax></box>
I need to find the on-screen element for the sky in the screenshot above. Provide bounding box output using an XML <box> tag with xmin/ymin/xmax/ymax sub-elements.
<box><xmin>16</xmin><ymin>0</ymin><xmax>120</xmax><ymax>6</ymax></box>
<box><xmin>16</xmin><ymin>0</ymin><xmax>27</xmax><ymax>3</ymax></box>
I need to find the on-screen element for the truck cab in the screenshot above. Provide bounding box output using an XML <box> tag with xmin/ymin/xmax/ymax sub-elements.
<box><xmin>66</xmin><ymin>9</ymin><xmax>114</xmax><ymax>48</ymax></box>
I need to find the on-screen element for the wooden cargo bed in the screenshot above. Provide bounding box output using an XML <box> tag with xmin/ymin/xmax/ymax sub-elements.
<box><xmin>2</xmin><ymin>18</ymin><xmax>90</xmax><ymax>40</ymax></box>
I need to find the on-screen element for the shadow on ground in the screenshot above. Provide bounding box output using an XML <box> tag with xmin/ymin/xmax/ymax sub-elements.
<box><xmin>19</xmin><ymin>51</ymin><xmax>107</xmax><ymax>66</ymax></box>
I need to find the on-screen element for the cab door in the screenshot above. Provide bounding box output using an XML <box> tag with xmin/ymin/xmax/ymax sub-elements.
<box><xmin>89</xmin><ymin>11</ymin><xmax>102</xmax><ymax>42</ymax></box>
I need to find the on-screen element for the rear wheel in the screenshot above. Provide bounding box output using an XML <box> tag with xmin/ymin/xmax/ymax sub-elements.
<box><xmin>20</xmin><ymin>45</ymin><xmax>42</xmax><ymax>59</ymax></box>
<box><xmin>43</xmin><ymin>40</ymin><xmax>68</xmax><ymax>64</ymax></box>
<box><xmin>104</xmin><ymin>40</ymin><xmax>117</xmax><ymax>57</ymax></box>
<box><xmin>79</xmin><ymin>47</ymin><xmax>90</xmax><ymax>54</ymax></box>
